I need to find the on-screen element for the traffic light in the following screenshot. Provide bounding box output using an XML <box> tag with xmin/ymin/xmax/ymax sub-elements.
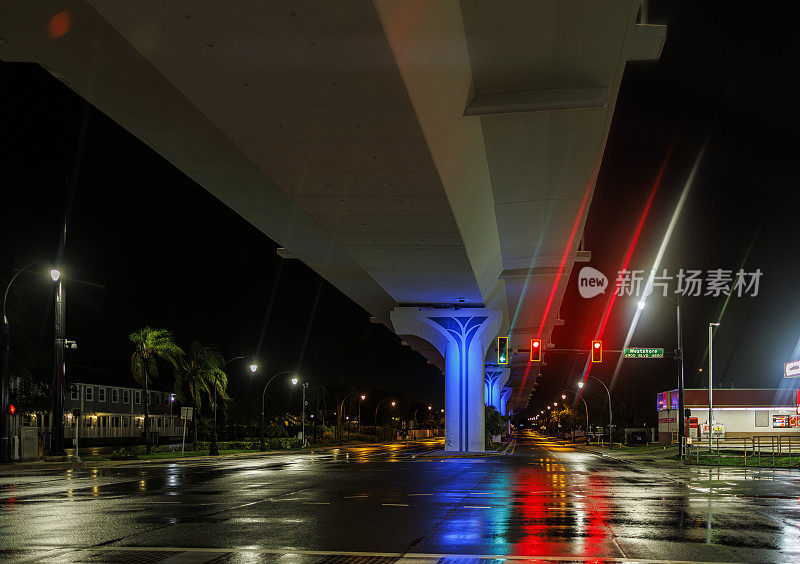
<box><xmin>591</xmin><ymin>340</ymin><xmax>602</xmax><ymax>363</ymax></box>
<box><xmin>497</xmin><ymin>336</ymin><xmax>509</xmax><ymax>364</ymax></box>
<box><xmin>8</xmin><ymin>403</ymin><xmax>15</xmax><ymax>415</ymax></box>
<box><xmin>530</xmin><ymin>338</ymin><xmax>542</xmax><ymax>362</ymax></box>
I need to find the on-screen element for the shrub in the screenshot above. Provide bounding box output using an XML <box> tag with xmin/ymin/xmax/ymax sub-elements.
<box><xmin>265</xmin><ymin>425</ymin><xmax>288</xmax><ymax>438</ymax></box>
<box><xmin>109</xmin><ymin>448</ymin><xmax>138</xmax><ymax>460</ymax></box>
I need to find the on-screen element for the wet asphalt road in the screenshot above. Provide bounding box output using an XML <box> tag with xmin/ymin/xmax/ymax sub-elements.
<box><xmin>1</xmin><ymin>432</ymin><xmax>800</xmax><ymax>563</ymax></box>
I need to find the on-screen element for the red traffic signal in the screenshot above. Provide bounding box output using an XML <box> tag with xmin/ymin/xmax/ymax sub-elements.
<box><xmin>591</xmin><ymin>340</ymin><xmax>602</xmax><ymax>363</ymax></box>
<box><xmin>530</xmin><ymin>338</ymin><xmax>542</xmax><ymax>362</ymax></box>
<box><xmin>8</xmin><ymin>403</ymin><xmax>16</xmax><ymax>415</ymax></box>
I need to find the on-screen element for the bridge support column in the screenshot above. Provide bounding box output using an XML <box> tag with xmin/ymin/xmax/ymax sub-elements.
<box><xmin>485</xmin><ymin>368</ymin><xmax>510</xmax><ymax>412</ymax></box>
<box><xmin>500</xmin><ymin>386</ymin><xmax>512</xmax><ymax>417</ymax></box>
<box><xmin>391</xmin><ymin>307</ymin><xmax>501</xmax><ymax>452</ymax></box>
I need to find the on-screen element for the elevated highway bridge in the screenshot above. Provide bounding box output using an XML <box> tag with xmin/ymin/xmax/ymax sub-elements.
<box><xmin>0</xmin><ymin>0</ymin><xmax>665</xmax><ymax>450</ymax></box>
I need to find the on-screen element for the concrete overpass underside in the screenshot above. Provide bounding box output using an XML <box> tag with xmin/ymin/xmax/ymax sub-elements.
<box><xmin>0</xmin><ymin>0</ymin><xmax>665</xmax><ymax>450</ymax></box>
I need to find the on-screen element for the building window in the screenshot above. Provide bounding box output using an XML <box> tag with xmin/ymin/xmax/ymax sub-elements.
<box><xmin>70</xmin><ymin>386</ymin><xmax>79</xmax><ymax>400</ymax></box>
<box><xmin>122</xmin><ymin>416</ymin><xmax>131</xmax><ymax>428</ymax></box>
<box><xmin>98</xmin><ymin>388</ymin><xmax>106</xmax><ymax>402</ymax></box>
<box><xmin>134</xmin><ymin>391</ymin><xmax>141</xmax><ymax>404</ymax></box>
<box><xmin>123</xmin><ymin>389</ymin><xmax>130</xmax><ymax>404</ymax></box>
<box><xmin>154</xmin><ymin>392</ymin><xmax>161</xmax><ymax>406</ymax></box>
<box><xmin>85</xmin><ymin>387</ymin><xmax>93</xmax><ymax>401</ymax></box>
<box><xmin>112</xmin><ymin>389</ymin><xmax>119</xmax><ymax>403</ymax></box>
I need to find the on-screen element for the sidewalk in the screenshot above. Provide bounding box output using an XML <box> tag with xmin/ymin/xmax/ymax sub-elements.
<box><xmin>555</xmin><ymin>439</ymin><xmax>682</xmax><ymax>467</ymax></box>
<box><xmin>0</xmin><ymin>437</ymin><xmax>444</xmax><ymax>473</ymax></box>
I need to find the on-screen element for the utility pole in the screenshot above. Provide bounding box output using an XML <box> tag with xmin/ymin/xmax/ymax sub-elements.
<box><xmin>708</xmin><ymin>322</ymin><xmax>719</xmax><ymax>452</ymax></box>
<box><xmin>676</xmin><ymin>303</ymin><xmax>685</xmax><ymax>458</ymax></box>
<box><xmin>301</xmin><ymin>382</ymin><xmax>307</xmax><ymax>447</ymax></box>
<box><xmin>51</xmin><ymin>274</ymin><xmax>66</xmax><ymax>456</ymax></box>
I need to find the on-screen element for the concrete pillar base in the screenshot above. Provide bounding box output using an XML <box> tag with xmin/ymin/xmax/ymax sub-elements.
<box><xmin>485</xmin><ymin>367</ymin><xmax>510</xmax><ymax>413</ymax></box>
<box><xmin>391</xmin><ymin>307</ymin><xmax>501</xmax><ymax>452</ymax></box>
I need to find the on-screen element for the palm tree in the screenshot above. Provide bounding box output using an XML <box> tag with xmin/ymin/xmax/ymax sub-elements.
<box><xmin>130</xmin><ymin>327</ymin><xmax>183</xmax><ymax>454</ymax></box>
<box><xmin>173</xmin><ymin>341</ymin><xmax>228</xmax><ymax>453</ymax></box>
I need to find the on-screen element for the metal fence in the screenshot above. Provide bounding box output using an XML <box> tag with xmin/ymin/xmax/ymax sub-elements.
<box><xmin>684</xmin><ymin>436</ymin><xmax>800</xmax><ymax>468</ymax></box>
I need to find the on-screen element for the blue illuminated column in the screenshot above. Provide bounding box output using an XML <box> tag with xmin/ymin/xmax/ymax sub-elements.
<box><xmin>391</xmin><ymin>307</ymin><xmax>501</xmax><ymax>452</ymax></box>
<box><xmin>500</xmin><ymin>386</ymin><xmax>512</xmax><ymax>417</ymax></box>
<box><xmin>484</xmin><ymin>367</ymin><xmax>510</xmax><ymax>412</ymax></box>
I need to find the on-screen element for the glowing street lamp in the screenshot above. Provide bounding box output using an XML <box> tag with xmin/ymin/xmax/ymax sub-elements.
<box><xmin>248</xmin><ymin>363</ymin><xmax>259</xmax><ymax>373</ymax></box>
<box><xmin>50</xmin><ymin>268</ymin><xmax>61</xmax><ymax>282</ymax></box>
<box><xmin>561</xmin><ymin>394</ymin><xmax>566</xmax><ymax>400</ymax></box>
<box><xmin>259</xmin><ymin>371</ymin><xmax>298</xmax><ymax>451</ymax></box>
<box><xmin>374</xmin><ymin>398</ymin><xmax>396</xmax><ymax>438</ymax></box>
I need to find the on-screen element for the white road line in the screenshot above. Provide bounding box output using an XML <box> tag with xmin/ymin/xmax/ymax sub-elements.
<box><xmin>10</xmin><ymin>546</ymin><xmax>741</xmax><ymax>563</ymax></box>
<box><xmin>463</xmin><ymin>505</ymin><xmax>491</xmax><ymax>509</ymax></box>
<box><xmin>302</xmin><ymin>502</ymin><xmax>330</xmax><ymax>505</ymax></box>
<box><xmin>381</xmin><ymin>503</ymin><xmax>410</xmax><ymax>507</ymax></box>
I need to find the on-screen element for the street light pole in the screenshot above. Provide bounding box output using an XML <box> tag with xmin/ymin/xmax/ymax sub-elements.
<box><xmin>51</xmin><ymin>269</ymin><xmax>66</xmax><ymax>456</ymax></box>
<box><xmin>374</xmin><ymin>398</ymin><xmax>395</xmax><ymax>441</ymax></box>
<box><xmin>210</xmin><ymin>357</ymin><xmax>258</xmax><ymax>456</ymax></box>
<box><xmin>2</xmin><ymin>261</ymin><xmax>44</xmax><ymax>463</ymax></box>
<box><xmin>579</xmin><ymin>377</ymin><xmax>612</xmax><ymax>448</ymax></box>
<box><xmin>676</xmin><ymin>302</ymin><xmax>685</xmax><ymax>458</ymax></box>
<box><xmin>260</xmin><ymin>370</ymin><xmax>294</xmax><ymax>451</ymax></box>
<box><xmin>708</xmin><ymin>322</ymin><xmax>719</xmax><ymax>452</ymax></box>
<box><xmin>301</xmin><ymin>382</ymin><xmax>308</xmax><ymax>447</ymax></box>
<box><xmin>563</xmin><ymin>389</ymin><xmax>589</xmax><ymax>439</ymax></box>
<box><xmin>358</xmin><ymin>394</ymin><xmax>365</xmax><ymax>434</ymax></box>
<box><xmin>638</xmin><ymin>297</ymin><xmax>686</xmax><ymax>454</ymax></box>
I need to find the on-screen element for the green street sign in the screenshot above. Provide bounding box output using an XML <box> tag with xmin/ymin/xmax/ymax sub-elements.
<box><xmin>624</xmin><ymin>347</ymin><xmax>664</xmax><ymax>359</ymax></box>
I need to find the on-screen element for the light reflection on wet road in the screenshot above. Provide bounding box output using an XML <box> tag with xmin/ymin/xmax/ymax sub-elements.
<box><xmin>1</xmin><ymin>432</ymin><xmax>799</xmax><ymax>562</ymax></box>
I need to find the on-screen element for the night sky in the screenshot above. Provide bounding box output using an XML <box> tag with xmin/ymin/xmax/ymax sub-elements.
<box><xmin>2</xmin><ymin>2</ymin><xmax>799</xmax><ymax>426</ymax></box>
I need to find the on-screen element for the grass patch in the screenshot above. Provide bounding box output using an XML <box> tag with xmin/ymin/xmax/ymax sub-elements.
<box><xmin>137</xmin><ymin>449</ymin><xmax>256</xmax><ymax>460</ymax></box>
<box><xmin>688</xmin><ymin>452</ymin><xmax>800</xmax><ymax>468</ymax></box>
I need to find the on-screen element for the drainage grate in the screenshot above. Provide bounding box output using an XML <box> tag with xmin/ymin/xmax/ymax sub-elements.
<box><xmin>316</xmin><ymin>556</ymin><xmax>398</xmax><ymax>564</ymax></box>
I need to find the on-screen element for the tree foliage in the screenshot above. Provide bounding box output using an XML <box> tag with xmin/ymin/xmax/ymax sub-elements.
<box><xmin>173</xmin><ymin>341</ymin><xmax>229</xmax><ymax>445</ymax></box>
<box><xmin>129</xmin><ymin>327</ymin><xmax>183</xmax><ymax>452</ymax></box>
<box><xmin>485</xmin><ymin>405</ymin><xmax>505</xmax><ymax>436</ymax></box>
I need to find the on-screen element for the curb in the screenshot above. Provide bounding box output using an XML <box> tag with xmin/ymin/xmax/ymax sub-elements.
<box><xmin>0</xmin><ymin>437</ymin><xmax>446</xmax><ymax>472</ymax></box>
<box><xmin>414</xmin><ymin>438</ymin><xmax>515</xmax><ymax>459</ymax></box>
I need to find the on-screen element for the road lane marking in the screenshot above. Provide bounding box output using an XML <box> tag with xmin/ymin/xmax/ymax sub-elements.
<box><xmin>302</xmin><ymin>501</ymin><xmax>330</xmax><ymax>505</ymax></box>
<box><xmin>11</xmin><ymin>546</ymin><xmax>738</xmax><ymax>563</ymax></box>
<box><xmin>381</xmin><ymin>503</ymin><xmax>409</xmax><ymax>507</ymax></box>
<box><xmin>463</xmin><ymin>505</ymin><xmax>491</xmax><ymax>509</ymax></box>
<box><xmin>407</xmin><ymin>493</ymin><xmax>433</xmax><ymax>496</ymax></box>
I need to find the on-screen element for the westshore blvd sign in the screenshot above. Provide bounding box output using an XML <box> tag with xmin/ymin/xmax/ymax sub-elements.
<box><xmin>624</xmin><ymin>347</ymin><xmax>664</xmax><ymax>359</ymax></box>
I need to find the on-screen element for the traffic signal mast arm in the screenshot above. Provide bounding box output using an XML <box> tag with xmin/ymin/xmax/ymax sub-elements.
<box><xmin>519</xmin><ymin>347</ymin><xmax>677</xmax><ymax>357</ymax></box>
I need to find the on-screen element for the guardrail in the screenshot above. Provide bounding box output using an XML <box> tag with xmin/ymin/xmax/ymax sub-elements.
<box><xmin>684</xmin><ymin>436</ymin><xmax>800</xmax><ymax>468</ymax></box>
